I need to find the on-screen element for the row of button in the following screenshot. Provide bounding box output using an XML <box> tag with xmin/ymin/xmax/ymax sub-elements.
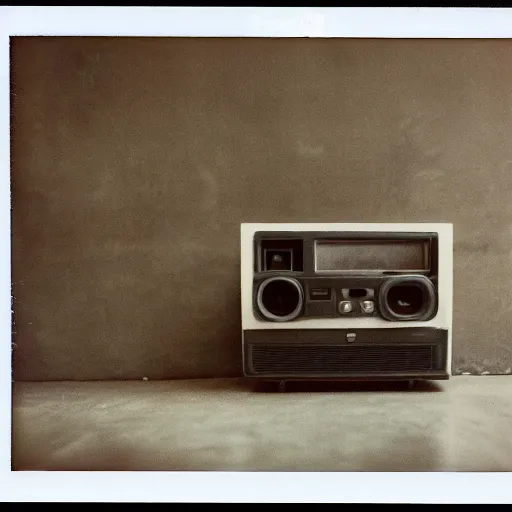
<box><xmin>339</xmin><ymin>300</ymin><xmax>375</xmax><ymax>315</ymax></box>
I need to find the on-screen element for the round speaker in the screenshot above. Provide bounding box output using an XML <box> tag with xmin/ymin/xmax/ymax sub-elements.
<box><xmin>378</xmin><ymin>275</ymin><xmax>437</xmax><ymax>322</ymax></box>
<box><xmin>256</xmin><ymin>276</ymin><xmax>304</xmax><ymax>322</ymax></box>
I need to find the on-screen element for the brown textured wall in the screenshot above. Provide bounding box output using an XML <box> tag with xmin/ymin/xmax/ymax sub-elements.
<box><xmin>11</xmin><ymin>36</ymin><xmax>512</xmax><ymax>381</ymax></box>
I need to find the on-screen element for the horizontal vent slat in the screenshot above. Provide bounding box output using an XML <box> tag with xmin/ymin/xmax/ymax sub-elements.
<box><xmin>251</xmin><ymin>344</ymin><xmax>434</xmax><ymax>374</ymax></box>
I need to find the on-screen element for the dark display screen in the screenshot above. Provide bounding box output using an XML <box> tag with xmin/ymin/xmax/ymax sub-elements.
<box><xmin>315</xmin><ymin>239</ymin><xmax>429</xmax><ymax>272</ymax></box>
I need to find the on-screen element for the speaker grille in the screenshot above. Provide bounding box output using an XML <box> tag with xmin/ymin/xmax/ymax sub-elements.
<box><xmin>250</xmin><ymin>344</ymin><xmax>434</xmax><ymax>375</ymax></box>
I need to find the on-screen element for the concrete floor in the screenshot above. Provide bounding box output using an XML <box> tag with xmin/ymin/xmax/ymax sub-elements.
<box><xmin>11</xmin><ymin>376</ymin><xmax>512</xmax><ymax>471</ymax></box>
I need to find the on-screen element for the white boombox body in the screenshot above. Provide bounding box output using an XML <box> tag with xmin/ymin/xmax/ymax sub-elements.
<box><xmin>241</xmin><ymin>223</ymin><xmax>453</xmax><ymax>383</ymax></box>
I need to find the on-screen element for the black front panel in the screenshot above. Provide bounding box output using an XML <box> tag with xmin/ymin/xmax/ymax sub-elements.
<box><xmin>243</xmin><ymin>328</ymin><xmax>449</xmax><ymax>379</ymax></box>
<box><xmin>252</xmin><ymin>231</ymin><xmax>439</xmax><ymax>323</ymax></box>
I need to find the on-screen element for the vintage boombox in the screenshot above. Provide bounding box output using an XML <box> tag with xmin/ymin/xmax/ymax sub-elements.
<box><xmin>240</xmin><ymin>223</ymin><xmax>453</xmax><ymax>389</ymax></box>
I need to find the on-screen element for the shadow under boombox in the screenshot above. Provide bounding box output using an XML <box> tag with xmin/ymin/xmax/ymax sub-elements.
<box><xmin>240</xmin><ymin>223</ymin><xmax>453</xmax><ymax>391</ymax></box>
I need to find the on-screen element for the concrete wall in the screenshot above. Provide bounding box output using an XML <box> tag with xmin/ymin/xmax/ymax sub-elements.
<box><xmin>11</xmin><ymin>37</ymin><xmax>512</xmax><ymax>380</ymax></box>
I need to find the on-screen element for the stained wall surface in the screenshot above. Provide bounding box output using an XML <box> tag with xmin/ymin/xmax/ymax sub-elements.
<box><xmin>11</xmin><ymin>37</ymin><xmax>512</xmax><ymax>380</ymax></box>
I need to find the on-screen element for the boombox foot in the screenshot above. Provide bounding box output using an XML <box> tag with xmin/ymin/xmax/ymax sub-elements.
<box><xmin>277</xmin><ymin>380</ymin><xmax>287</xmax><ymax>392</ymax></box>
<box><xmin>408</xmin><ymin>379</ymin><xmax>415</xmax><ymax>389</ymax></box>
